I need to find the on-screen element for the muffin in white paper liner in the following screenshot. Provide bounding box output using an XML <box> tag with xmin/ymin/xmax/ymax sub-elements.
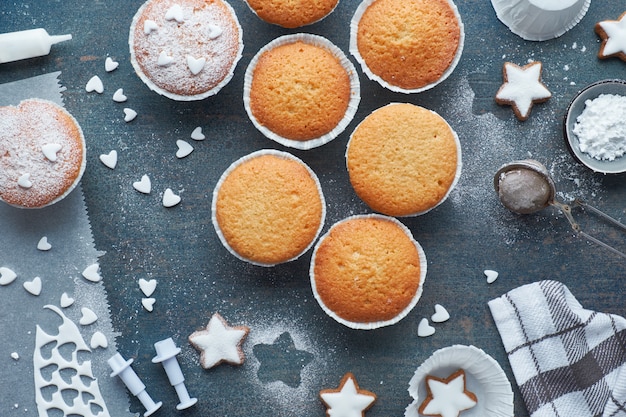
<box><xmin>212</xmin><ymin>149</ymin><xmax>326</xmax><ymax>267</ymax></box>
<box><xmin>405</xmin><ymin>345</ymin><xmax>514</xmax><ymax>417</ymax></box>
<box><xmin>349</xmin><ymin>0</ymin><xmax>464</xmax><ymax>94</ymax></box>
<box><xmin>243</xmin><ymin>33</ymin><xmax>361</xmax><ymax>150</ymax></box>
<box><xmin>309</xmin><ymin>214</ymin><xmax>427</xmax><ymax>330</ymax></box>
<box><xmin>129</xmin><ymin>0</ymin><xmax>244</xmax><ymax>101</ymax></box>
<box><xmin>242</xmin><ymin>0</ymin><xmax>339</xmax><ymax>28</ymax></box>
<box><xmin>490</xmin><ymin>0</ymin><xmax>591</xmax><ymax>41</ymax></box>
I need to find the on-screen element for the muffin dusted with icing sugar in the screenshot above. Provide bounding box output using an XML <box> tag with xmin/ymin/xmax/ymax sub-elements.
<box><xmin>244</xmin><ymin>0</ymin><xmax>339</xmax><ymax>28</ymax></box>
<box><xmin>346</xmin><ymin>103</ymin><xmax>461</xmax><ymax>217</ymax></box>
<box><xmin>310</xmin><ymin>214</ymin><xmax>426</xmax><ymax>330</ymax></box>
<box><xmin>244</xmin><ymin>34</ymin><xmax>360</xmax><ymax>150</ymax></box>
<box><xmin>129</xmin><ymin>0</ymin><xmax>243</xmax><ymax>101</ymax></box>
<box><xmin>350</xmin><ymin>0</ymin><xmax>463</xmax><ymax>93</ymax></box>
<box><xmin>0</xmin><ymin>99</ymin><xmax>86</xmax><ymax>209</ymax></box>
<box><xmin>212</xmin><ymin>150</ymin><xmax>326</xmax><ymax>266</ymax></box>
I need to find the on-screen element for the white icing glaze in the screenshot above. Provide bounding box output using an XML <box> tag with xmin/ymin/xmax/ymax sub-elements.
<box><xmin>34</xmin><ymin>305</ymin><xmax>110</xmax><ymax>417</ymax></box>
<box><xmin>188</xmin><ymin>313</ymin><xmax>248</xmax><ymax>369</ymax></box>
<box><xmin>496</xmin><ymin>62</ymin><xmax>551</xmax><ymax>119</ymax></box>
<box><xmin>132</xmin><ymin>175</ymin><xmax>152</xmax><ymax>194</ymax></box>
<box><xmin>37</xmin><ymin>236</ymin><xmax>52</xmax><ymax>251</ymax></box>
<box><xmin>421</xmin><ymin>371</ymin><xmax>477</xmax><ymax>417</ymax></box>
<box><xmin>175</xmin><ymin>140</ymin><xmax>194</xmax><ymax>158</ymax></box>
<box><xmin>0</xmin><ymin>266</ymin><xmax>18</xmax><ymax>285</ymax></box>
<box><xmin>320</xmin><ymin>374</ymin><xmax>376</xmax><ymax>417</ymax></box>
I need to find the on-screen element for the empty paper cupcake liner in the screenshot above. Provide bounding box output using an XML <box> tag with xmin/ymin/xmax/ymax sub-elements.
<box><xmin>405</xmin><ymin>344</ymin><xmax>514</xmax><ymax>417</ymax></box>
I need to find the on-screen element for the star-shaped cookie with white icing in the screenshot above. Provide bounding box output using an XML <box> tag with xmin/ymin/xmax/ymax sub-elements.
<box><xmin>188</xmin><ymin>312</ymin><xmax>249</xmax><ymax>369</ymax></box>
<box><xmin>595</xmin><ymin>12</ymin><xmax>626</xmax><ymax>61</ymax></box>
<box><xmin>495</xmin><ymin>61</ymin><xmax>551</xmax><ymax>121</ymax></box>
<box><xmin>418</xmin><ymin>369</ymin><xmax>477</xmax><ymax>417</ymax></box>
<box><xmin>320</xmin><ymin>373</ymin><xmax>376</xmax><ymax>417</ymax></box>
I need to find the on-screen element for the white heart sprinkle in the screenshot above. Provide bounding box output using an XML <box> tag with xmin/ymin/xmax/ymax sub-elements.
<box><xmin>0</xmin><ymin>267</ymin><xmax>18</xmax><ymax>286</ymax></box>
<box><xmin>191</xmin><ymin>126</ymin><xmax>205</xmax><ymax>141</ymax></box>
<box><xmin>431</xmin><ymin>304</ymin><xmax>450</xmax><ymax>323</ymax></box>
<box><xmin>206</xmin><ymin>24</ymin><xmax>223</xmax><ymax>39</ymax></box>
<box><xmin>142</xmin><ymin>298</ymin><xmax>156</xmax><ymax>312</ymax></box>
<box><xmin>417</xmin><ymin>318</ymin><xmax>435</xmax><ymax>337</ymax></box>
<box><xmin>17</xmin><ymin>173</ymin><xmax>32</xmax><ymax>189</ymax></box>
<box><xmin>42</xmin><ymin>143</ymin><xmax>62</xmax><ymax>162</ymax></box>
<box><xmin>37</xmin><ymin>237</ymin><xmax>52</xmax><ymax>251</ymax></box>
<box><xmin>157</xmin><ymin>50</ymin><xmax>174</xmax><ymax>67</ymax></box>
<box><xmin>79</xmin><ymin>307</ymin><xmax>98</xmax><ymax>325</ymax></box>
<box><xmin>187</xmin><ymin>55</ymin><xmax>206</xmax><ymax>75</ymax></box>
<box><xmin>60</xmin><ymin>292</ymin><xmax>75</xmax><ymax>308</ymax></box>
<box><xmin>485</xmin><ymin>269</ymin><xmax>499</xmax><ymax>284</ymax></box>
<box><xmin>11</xmin><ymin>352</ymin><xmax>19</xmax><ymax>361</ymax></box>
<box><xmin>105</xmin><ymin>57</ymin><xmax>119</xmax><ymax>72</ymax></box>
<box><xmin>124</xmin><ymin>108</ymin><xmax>137</xmax><ymax>122</ymax></box>
<box><xmin>99</xmin><ymin>150</ymin><xmax>118</xmax><ymax>169</ymax></box>
<box><xmin>162</xmin><ymin>188</ymin><xmax>181</xmax><ymax>208</ymax></box>
<box><xmin>144</xmin><ymin>19</ymin><xmax>158</xmax><ymax>34</ymax></box>
<box><xmin>23</xmin><ymin>277</ymin><xmax>42</xmax><ymax>296</ymax></box>
<box><xmin>138</xmin><ymin>278</ymin><xmax>157</xmax><ymax>297</ymax></box>
<box><xmin>132</xmin><ymin>175</ymin><xmax>151</xmax><ymax>194</ymax></box>
<box><xmin>85</xmin><ymin>75</ymin><xmax>104</xmax><ymax>94</ymax></box>
<box><xmin>112</xmin><ymin>88</ymin><xmax>127</xmax><ymax>102</ymax></box>
<box><xmin>165</xmin><ymin>4</ymin><xmax>184</xmax><ymax>22</ymax></box>
<box><xmin>90</xmin><ymin>331</ymin><xmax>108</xmax><ymax>349</ymax></box>
<box><xmin>176</xmin><ymin>140</ymin><xmax>194</xmax><ymax>158</ymax></box>
<box><xmin>82</xmin><ymin>263</ymin><xmax>101</xmax><ymax>282</ymax></box>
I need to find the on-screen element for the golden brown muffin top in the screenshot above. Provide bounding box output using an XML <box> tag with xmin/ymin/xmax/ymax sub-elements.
<box><xmin>356</xmin><ymin>0</ymin><xmax>461</xmax><ymax>90</ymax></box>
<box><xmin>214</xmin><ymin>152</ymin><xmax>324</xmax><ymax>265</ymax></box>
<box><xmin>246</xmin><ymin>0</ymin><xmax>338</xmax><ymax>28</ymax></box>
<box><xmin>0</xmin><ymin>99</ymin><xmax>85</xmax><ymax>208</ymax></box>
<box><xmin>249</xmin><ymin>40</ymin><xmax>351</xmax><ymax>141</ymax></box>
<box><xmin>347</xmin><ymin>103</ymin><xmax>459</xmax><ymax>216</ymax></box>
<box><xmin>312</xmin><ymin>216</ymin><xmax>422</xmax><ymax>324</ymax></box>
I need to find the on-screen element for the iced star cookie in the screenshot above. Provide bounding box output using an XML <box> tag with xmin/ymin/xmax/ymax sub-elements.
<box><xmin>495</xmin><ymin>61</ymin><xmax>551</xmax><ymax>121</ymax></box>
<box><xmin>188</xmin><ymin>313</ymin><xmax>249</xmax><ymax>369</ymax></box>
<box><xmin>418</xmin><ymin>369</ymin><xmax>477</xmax><ymax>417</ymax></box>
<box><xmin>595</xmin><ymin>12</ymin><xmax>626</xmax><ymax>61</ymax></box>
<box><xmin>320</xmin><ymin>373</ymin><xmax>376</xmax><ymax>417</ymax></box>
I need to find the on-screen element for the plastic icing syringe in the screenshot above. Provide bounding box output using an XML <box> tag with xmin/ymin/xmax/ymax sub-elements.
<box><xmin>0</xmin><ymin>28</ymin><xmax>72</xmax><ymax>64</ymax></box>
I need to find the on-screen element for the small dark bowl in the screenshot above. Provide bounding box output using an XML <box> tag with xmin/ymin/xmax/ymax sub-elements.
<box><xmin>563</xmin><ymin>79</ymin><xmax>626</xmax><ymax>174</ymax></box>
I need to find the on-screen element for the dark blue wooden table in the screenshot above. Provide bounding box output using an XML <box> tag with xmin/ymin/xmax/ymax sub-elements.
<box><xmin>1</xmin><ymin>1</ymin><xmax>626</xmax><ymax>416</ymax></box>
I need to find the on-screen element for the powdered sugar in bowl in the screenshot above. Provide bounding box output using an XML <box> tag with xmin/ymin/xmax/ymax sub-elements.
<box><xmin>564</xmin><ymin>79</ymin><xmax>626</xmax><ymax>174</ymax></box>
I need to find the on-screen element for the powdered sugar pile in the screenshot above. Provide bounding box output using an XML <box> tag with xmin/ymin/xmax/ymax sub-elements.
<box><xmin>573</xmin><ymin>93</ymin><xmax>626</xmax><ymax>161</ymax></box>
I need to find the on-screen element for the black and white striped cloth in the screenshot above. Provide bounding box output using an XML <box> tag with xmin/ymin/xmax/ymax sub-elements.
<box><xmin>489</xmin><ymin>280</ymin><xmax>626</xmax><ymax>417</ymax></box>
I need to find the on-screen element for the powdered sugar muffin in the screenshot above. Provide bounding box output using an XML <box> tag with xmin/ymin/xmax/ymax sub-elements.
<box><xmin>310</xmin><ymin>214</ymin><xmax>426</xmax><ymax>330</ymax></box>
<box><xmin>350</xmin><ymin>0</ymin><xmax>463</xmax><ymax>93</ymax></box>
<box><xmin>244</xmin><ymin>34</ymin><xmax>360</xmax><ymax>150</ymax></box>
<box><xmin>0</xmin><ymin>99</ymin><xmax>86</xmax><ymax>208</ymax></box>
<box><xmin>129</xmin><ymin>0</ymin><xmax>243</xmax><ymax>101</ymax></box>
<box><xmin>346</xmin><ymin>103</ymin><xmax>461</xmax><ymax>217</ymax></box>
<box><xmin>244</xmin><ymin>0</ymin><xmax>339</xmax><ymax>28</ymax></box>
<box><xmin>212</xmin><ymin>150</ymin><xmax>326</xmax><ymax>266</ymax></box>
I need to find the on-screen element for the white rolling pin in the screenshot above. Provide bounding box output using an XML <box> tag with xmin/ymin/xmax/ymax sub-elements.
<box><xmin>0</xmin><ymin>28</ymin><xmax>71</xmax><ymax>64</ymax></box>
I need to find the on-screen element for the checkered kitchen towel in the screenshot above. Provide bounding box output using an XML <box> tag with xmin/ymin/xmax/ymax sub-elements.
<box><xmin>489</xmin><ymin>280</ymin><xmax>626</xmax><ymax>417</ymax></box>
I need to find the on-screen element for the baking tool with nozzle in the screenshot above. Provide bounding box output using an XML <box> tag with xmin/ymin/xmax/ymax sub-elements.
<box><xmin>0</xmin><ymin>28</ymin><xmax>72</xmax><ymax>64</ymax></box>
<box><xmin>108</xmin><ymin>353</ymin><xmax>163</xmax><ymax>417</ymax></box>
<box><xmin>152</xmin><ymin>337</ymin><xmax>198</xmax><ymax>410</ymax></box>
<box><xmin>494</xmin><ymin>159</ymin><xmax>626</xmax><ymax>259</ymax></box>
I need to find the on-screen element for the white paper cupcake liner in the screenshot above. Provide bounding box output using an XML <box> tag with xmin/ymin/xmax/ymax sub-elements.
<box><xmin>129</xmin><ymin>0</ymin><xmax>244</xmax><ymax>101</ymax></box>
<box><xmin>490</xmin><ymin>0</ymin><xmax>591</xmax><ymax>41</ymax></box>
<box><xmin>309</xmin><ymin>214</ymin><xmax>427</xmax><ymax>330</ymax></box>
<box><xmin>349</xmin><ymin>0</ymin><xmax>465</xmax><ymax>94</ymax></box>
<box><xmin>346</xmin><ymin>103</ymin><xmax>463</xmax><ymax>217</ymax></box>
<box><xmin>211</xmin><ymin>149</ymin><xmax>326</xmax><ymax>267</ymax></box>
<box><xmin>405</xmin><ymin>345</ymin><xmax>514</xmax><ymax>417</ymax></box>
<box><xmin>243</xmin><ymin>33</ymin><xmax>361</xmax><ymax>150</ymax></box>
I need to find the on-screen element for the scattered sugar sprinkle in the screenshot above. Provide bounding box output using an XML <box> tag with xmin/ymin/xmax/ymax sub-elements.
<box><xmin>10</xmin><ymin>352</ymin><xmax>19</xmax><ymax>361</ymax></box>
